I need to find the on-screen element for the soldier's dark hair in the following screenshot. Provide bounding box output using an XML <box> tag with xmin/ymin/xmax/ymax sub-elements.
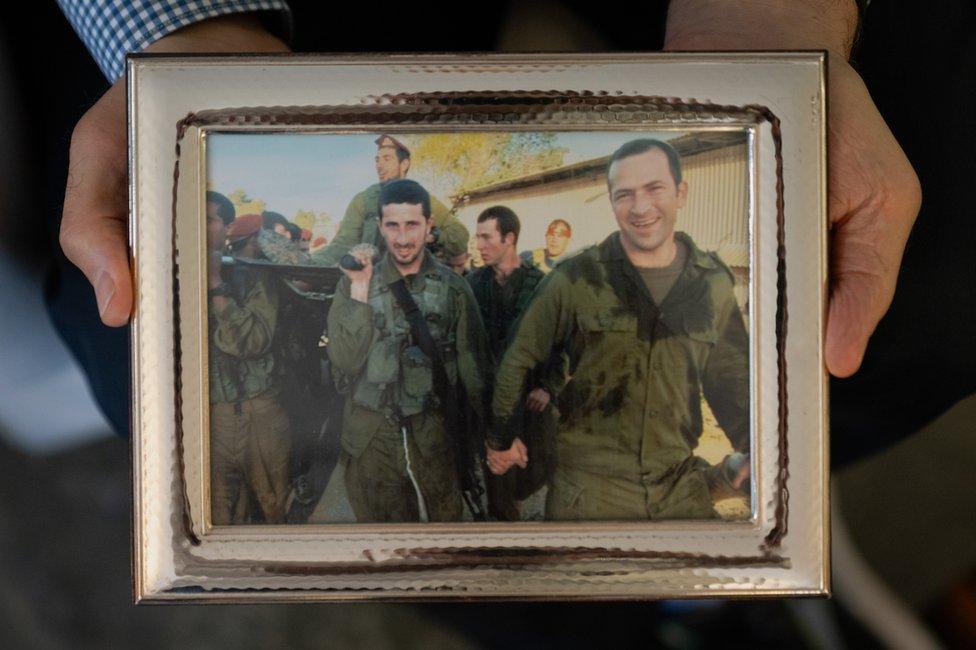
<box><xmin>206</xmin><ymin>191</ymin><xmax>236</xmax><ymax>225</ymax></box>
<box><xmin>262</xmin><ymin>210</ymin><xmax>289</xmax><ymax>231</ymax></box>
<box><xmin>379</xmin><ymin>179</ymin><xmax>431</xmax><ymax>219</ymax></box>
<box><xmin>606</xmin><ymin>138</ymin><xmax>683</xmax><ymax>188</ymax></box>
<box><xmin>284</xmin><ymin>222</ymin><xmax>303</xmax><ymax>242</ymax></box>
<box><xmin>393</xmin><ymin>147</ymin><xmax>410</xmax><ymax>163</ymax></box>
<box><xmin>477</xmin><ymin>205</ymin><xmax>520</xmax><ymax>244</ymax></box>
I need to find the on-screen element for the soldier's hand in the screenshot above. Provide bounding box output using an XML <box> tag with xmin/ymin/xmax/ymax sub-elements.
<box><xmin>342</xmin><ymin>244</ymin><xmax>376</xmax><ymax>302</ymax></box>
<box><xmin>485</xmin><ymin>438</ymin><xmax>528</xmax><ymax>476</ymax></box>
<box><xmin>525</xmin><ymin>388</ymin><xmax>551</xmax><ymax>412</ymax></box>
<box><xmin>207</xmin><ymin>250</ymin><xmax>224</xmax><ymax>289</ymax></box>
<box><xmin>59</xmin><ymin>15</ymin><xmax>288</xmax><ymax>326</ymax></box>
<box><xmin>730</xmin><ymin>456</ymin><xmax>750</xmax><ymax>491</ymax></box>
<box><xmin>665</xmin><ymin>2</ymin><xmax>922</xmax><ymax>379</ymax></box>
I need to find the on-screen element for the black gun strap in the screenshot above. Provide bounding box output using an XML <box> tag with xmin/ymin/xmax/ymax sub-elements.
<box><xmin>388</xmin><ymin>278</ymin><xmax>486</xmax><ymax>521</ymax></box>
<box><xmin>388</xmin><ymin>279</ymin><xmax>451</xmax><ymax>397</ymax></box>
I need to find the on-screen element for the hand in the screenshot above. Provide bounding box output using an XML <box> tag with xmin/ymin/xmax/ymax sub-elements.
<box><xmin>524</xmin><ymin>387</ymin><xmax>551</xmax><ymax>412</ymax></box>
<box><xmin>486</xmin><ymin>438</ymin><xmax>528</xmax><ymax>476</ymax></box>
<box><xmin>665</xmin><ymin>1</ymin><xmax>922</xmax><ymax>378</ymax></box>
<box><xmin>730</xmin><ymin>457</ymin><xmax>750</xmax><ymax>491</ymax></box>
<box><xmin>59</xmin><ymin>15</ymin><xmax>289</xmax><ymax>326</ymax></box>
<box><xmin>207</xmin><ymin>250</ymin><xmax>223</xmax><ymax>289</ymax></box>
<box><xmin>341</xmin><ymin>244</ymin><xmax>375</xmax><ymax>302</ymax></box>
<box><xmin>822</xmin><ymin>62</ymin><xmax>920</xmax><ymax>377</ymax></box>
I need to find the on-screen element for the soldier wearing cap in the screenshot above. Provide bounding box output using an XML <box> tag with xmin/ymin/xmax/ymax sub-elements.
<box><xmin>207</xmin><ymin>210</ymin><xmax>292</xmax><ymax>525</ymax></box>
<box><xmin>312</xmin><ymin>135</ymin><xmax>470</xmax><ymax>266</ymax></box>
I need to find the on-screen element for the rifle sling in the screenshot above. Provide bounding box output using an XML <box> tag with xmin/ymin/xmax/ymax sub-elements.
<box><xmin>387</xmin><ymin>279</ymin><xmax>453</xmax><ymax>417</ymax></box>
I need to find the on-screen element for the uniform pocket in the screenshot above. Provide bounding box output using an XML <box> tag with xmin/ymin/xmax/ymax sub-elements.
<box><xmin>401</xmin><ymin>345</ymin><xmax>433</xmax><ymax>398</ymax></box>
<box><xmin>365</xmin><ymin>337</ymin><xmax>400</xmax><ymax>385</ymax></box>
<box><xmin>546</xmin><ymin>471</ymin><xmax>585</xmax><ymax>520</ymax></box>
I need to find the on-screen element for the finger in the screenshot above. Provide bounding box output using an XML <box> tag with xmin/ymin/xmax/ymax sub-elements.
<box><xmin>825</xmin><ymin>186</ymin><xmax>919</xmax><ymax>377</ymax></box>
<box><xmin>60</xmin><ymin>88</ymin><xmax>131</xmax><ymax>327</ymax></box>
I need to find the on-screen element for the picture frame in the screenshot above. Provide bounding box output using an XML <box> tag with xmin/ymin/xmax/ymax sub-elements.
<box><xmin>129</xmin><ymin>52</ymin><xmax>828</xmax><ymax>602</ymax></box>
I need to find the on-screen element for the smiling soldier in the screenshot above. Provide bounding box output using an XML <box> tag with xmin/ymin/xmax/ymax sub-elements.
<box><xmin>486</xmin><ymin>139</ymin><xmax>751</xmax><ymax>521</ymax></box>
<box><xmin>326</xmin><ymin>179</ymin><xmax>492</xmax><ymax>523</ymax></box>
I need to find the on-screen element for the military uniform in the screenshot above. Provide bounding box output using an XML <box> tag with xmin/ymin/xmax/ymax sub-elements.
<box><xmin>467</xmin><ymin>260</ymin><xmax>562</xmax><ymax>519</ymax></box>
<box><xmin>327</xmin><ymin>252</ymin><xmax>492</xmax><ymax>523</ymax></box>
<box><xmin>313</xmin><ymin>184</ymin><xmax>469</xmax><ymax>266</ymax></box>
<box><xmin>491</xmin><ymin>231</ymin><xmax>749</xmax><ymax>521</ymax></box>
<box><xmin>209</xmin><ymin>272</ymin><xmax>291</xmax><ymax>525</ymax></box>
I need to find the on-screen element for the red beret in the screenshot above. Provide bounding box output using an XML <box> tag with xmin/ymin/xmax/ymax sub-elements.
<box><xmin>375</xmin><ymin>134</ymin><xmax>410</xmax><ymax>158</ymax></box>
<box><xmin>226</xmin><ymin>213</ymin><xmax>262</xmax><ymax>242</ymax></box>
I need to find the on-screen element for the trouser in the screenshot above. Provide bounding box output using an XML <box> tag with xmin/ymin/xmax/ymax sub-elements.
<box><xmin>343</xmin><ymin>418</ymin><xmax>463</xmax><ymax>523</ymax></box>
<box><xmin>545</xmin><ymin>456</ymin><xmax>717</xmax><ymax>521</ymax></box>
<box><xmin>210</xmin><ymin>392</ymin><xmax>291</xmax><ymax>525</ymax></box>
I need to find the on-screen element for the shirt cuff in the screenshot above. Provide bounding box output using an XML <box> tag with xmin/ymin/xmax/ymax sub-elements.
<box><xmin>56</xmin><ymin>0</ymin><xmax>292</xmax><ymax>82</ymax></box>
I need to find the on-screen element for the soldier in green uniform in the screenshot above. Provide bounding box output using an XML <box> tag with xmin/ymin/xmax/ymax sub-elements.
<box><xmin>467</xmin><ymin>206</ymin><xmax>562</xmax><ymax>520</ymax></box>
<box><xmin>207</xmin><ymin>209</ymin><xmax>292</xmax><ymax>525</ymax></box>
<box><xmin>313</xmin><ymin>135</ymin><xmax>470</xmax><ymax>266</ymax></box>
<box><xmin>487</xmin><ymin>139</ymin><xmax>751</xmax><ymax>521</ymax></box>
<box><xmin>326</xmin><ymin>179</ymin><xmax>492</xmax><ymax>523</ymax></box>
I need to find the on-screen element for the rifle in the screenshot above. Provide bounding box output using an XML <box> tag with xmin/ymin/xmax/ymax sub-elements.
<box><xmin>221</xmin><ymin>256</ymin><xmax>342</xmax><ymax>297</ymax></box>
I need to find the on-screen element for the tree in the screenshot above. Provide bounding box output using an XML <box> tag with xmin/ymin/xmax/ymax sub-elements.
<box><xmin>406</xmin><ymin>133</ymin><xmax>566</xmax><ymax>201</ymax></box>
<box><xmin>227</xmin><ymin>189</ymin><xmax>265</xmax><ymax>217</ymax></box>
<box><xmin>293</xmin><ymin>209</ymin><xmax>315</xmax><ymax>232</ymax></box>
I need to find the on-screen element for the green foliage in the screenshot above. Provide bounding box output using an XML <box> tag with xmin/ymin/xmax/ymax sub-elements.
<box><xmin>407</xmin><ymin>133</ymin><xmax>567</xmax><ymax>200</ymax></box>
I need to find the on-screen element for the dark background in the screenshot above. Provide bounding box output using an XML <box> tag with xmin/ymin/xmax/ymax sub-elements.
<box><xmin>0</xmin><ymin>1</ymin><xmax>973</xmax><ymax>647</ymax></box>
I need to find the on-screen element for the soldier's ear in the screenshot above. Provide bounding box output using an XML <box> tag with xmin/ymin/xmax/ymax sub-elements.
<box><xmin>676</xmin><ymin>180</ymin><xmax>689</xmax><ymax>207</ymax></box>
<box><xmin>401</xmin><ymin>158</ymin><xmax>411</xmax><ymax>176</ymax></box>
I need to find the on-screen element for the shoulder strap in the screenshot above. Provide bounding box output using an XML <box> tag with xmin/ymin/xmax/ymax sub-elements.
<box><xmin>388</xmin><ymin>279</ymin><xmax>450</xmax><ymax>390</ymax></box>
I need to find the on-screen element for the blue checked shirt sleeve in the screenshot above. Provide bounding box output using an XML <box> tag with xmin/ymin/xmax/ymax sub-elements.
<box><xmin>56</xmin><ymin>0</ymin><xmax>292</xmax><ymax>82</ymax></box>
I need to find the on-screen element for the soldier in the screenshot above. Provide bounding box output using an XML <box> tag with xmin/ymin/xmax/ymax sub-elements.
<box><xmin>207</xmin><ymin>209</ymin><xmax>292</xmax><ymax>525</ymax></box>
<box><xmin>326</xmin><ymin>179</ymin><xmax>492</xmax><ymax>523</ymax></box>
<box><xmin>487</xmin><ymin>139</ymin><xmax>751</xmax><ymax>521</ymax></box>
<box><xmin>520</xmin><ymin>218</ymin><xmax>573</xmax><ymax>274</ymax></box>
<box><xmin>313</xmin><ymin>134</ymin><xmax>470</xmax><ymax>266</ymax></box>
<box><xmin>467</xmin><ymin>206</ymin><xmax>562</xmax><ymax>520</ymax></box>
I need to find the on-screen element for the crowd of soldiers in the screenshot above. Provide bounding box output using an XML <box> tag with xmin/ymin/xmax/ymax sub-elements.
<box><xmin>206</xmin><ymin>134</ymin><xmax>751</xmax><ymax>526</ymax></box>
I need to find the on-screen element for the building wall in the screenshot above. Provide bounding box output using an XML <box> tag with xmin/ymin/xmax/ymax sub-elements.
<box><xmin>456</xmin><ymin>143</ymin><xmax>751</xmax><ymax>309</ymax></box>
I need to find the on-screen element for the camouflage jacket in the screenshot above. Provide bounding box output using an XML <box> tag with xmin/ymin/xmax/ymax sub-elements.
<box><xmin>312</xmin><ymin>183</ymin><xmax>470</xmax><ymax>266</ymax></box>
<box><xmin>209</xmin><ymin>272</ymin><xmax>280</xmax><ymax>404</ymax></box>
<box><xmin>491</xmin><ymin>231</ymin><xmax>750</xmax><ymax>483</ymax></box>
<box><xmin>466</xmin><ymin>260</ymin><xmax>565</xmax><ymax>398</ymax></box>
<box><xmin>326</xmin><ymin>252</ymin><xmax>492</xmax><ymax>457</ymax></box>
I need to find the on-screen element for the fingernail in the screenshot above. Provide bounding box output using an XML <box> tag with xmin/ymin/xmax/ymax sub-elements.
<box><xmin>96</xmin><ymin>272</ymin><xmax>116</xmax><ymax>318</ymax></box>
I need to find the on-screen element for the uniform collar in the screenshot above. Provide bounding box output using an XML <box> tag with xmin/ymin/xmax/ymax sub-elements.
<box><xmin>378</xmin><ymin>251</ymin><xmax>439</xmax><ymax>289</ymax></box>
<box><xmin>599</xmin><ymin>230</ymin><xmax>716</xmax><ymax>270</ymax></box>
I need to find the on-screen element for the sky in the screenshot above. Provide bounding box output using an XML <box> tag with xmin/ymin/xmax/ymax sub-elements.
<box><xmin>206</xmin><ymin>131</ymin><xmax>684</xmax><ymax>224</ymax></box>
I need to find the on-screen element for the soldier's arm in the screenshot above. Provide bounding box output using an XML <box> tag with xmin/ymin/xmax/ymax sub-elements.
<box><xmin>701</xmin><ymin>286</ymin><xmax>751</xmax><ymax>453</ymax></box>
<box><xmin>454</xmin><ymin>280</ymin><xmax>493</xmax><ymax>424</ymax></box>
<box><xmin>490</xmin><ymin>272</ymin><xmax>573</xmax><ymax>450</ymax></box>
<box><xmin>212</xmin><ymin>275</ymin><xmax>278</xmax><ymax>359</ymax></box>
<box><xmin>311</xmin><ymin>191</ymin><xmax>368</xmax><ymax>267</ymax></box>
<box><xmin>325</xmin><ymin>277</ymin><xmax>374</xmax><ymax>377</ymax></box>
<box><xmin>534</xmin><ymin>350</ymin><xmax>568</xmax><ymax>398</ymax></box>
<box><xmin>430</xmin><ymin>195</ymin><xmax>470</xmax><ymax>259</ymax></box>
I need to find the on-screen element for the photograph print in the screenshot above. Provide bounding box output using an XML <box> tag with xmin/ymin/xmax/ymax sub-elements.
<box><xmin>202</xmin><ymin>128</ymin><xmax>753</xmax><ymax>527</ymax></box>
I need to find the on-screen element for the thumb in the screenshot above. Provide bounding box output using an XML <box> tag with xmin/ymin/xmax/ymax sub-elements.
<box><xmin>59</xmin><ymin>83</ymin><xmax>132</xmax><ymax>327</ymax></box>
